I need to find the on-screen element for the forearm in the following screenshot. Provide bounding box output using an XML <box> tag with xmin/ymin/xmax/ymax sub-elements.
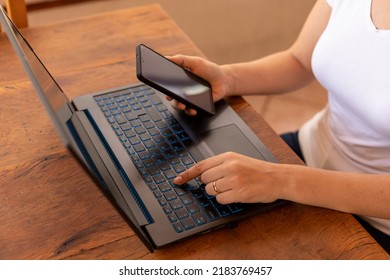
<box><xmin>282</xmin><ymin>164</ymin><xmax>390</xmax><ymax>219</ymax></box>
<box><xmin>221</xmin><ymin>49</ymin><xmax>315</xmax><ymax>97</ymax></box>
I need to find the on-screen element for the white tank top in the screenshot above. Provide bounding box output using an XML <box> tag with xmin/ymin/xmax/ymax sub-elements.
<box><xmin>299</xmin><ymin>0</ymin><xmax>390</xmax><ymax>234</ymax></box>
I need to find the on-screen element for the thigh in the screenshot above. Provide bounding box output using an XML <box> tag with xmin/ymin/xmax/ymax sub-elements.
<box><xmin>280</xmin><ymin>131</ymin><xmax>305</xmax><ymax>162</ymax></box>
<box><xmin>354</xmin><ymin>215</ymin><xmax>390</xmax><ymax>255</ymax></box>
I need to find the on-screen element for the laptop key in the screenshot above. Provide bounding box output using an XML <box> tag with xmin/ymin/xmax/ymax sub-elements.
<box><xmin>168</xmin><ymin>156</ymin><xmax>181</xmax><ymax>165</ymax></box>
<box><xmin>229</xmin><ymin>204</ymin><xmax>244</xmax><ymax>213</ymax></box>
<box><xmin>192</xmin><ymin>212</ymin><xmax>207</xmax><ymax>226</ymax></box>
<box><xmin>124</xmin><ymin>111</ymin><xmax>138</xmax><ymax>120</ymax></box>
<box><xmin>158</xmin><ymin>182</ymin><xmax>171</xmax><ymax>192</ymax></box>
<box><xmin>186</xmin><ymin>180</ymin><xmax>198</xmax><ymax>190</ymax></box>
<box><xmin>173</xmin><ymin>163</ymin><xmax>186</xmax><ymax>173</ymax></box>
<box><xmin>145</xmin><ymin>107</ymin><xmax>161</xmax><ymax>122</ymax></box>
<box><xmin>181</xmin><ymin>217</ymin><xmax>196</xmax><ymax>230</ymax></box>
<box><xmin>196</xmin><ymin>196</ymin><xmax>209</xmax><ymax>207</ymax></box>
<box><xmin>174</xmin><ymin>186</ymin><xmax>187</xmax><ymax>196</ymax></box>
<box><xmin>203</xmin><ymin>205</ymin><xmax>220</xmax><ymax>221</ymax></box>
<box><xmin>173</xmin><ymin>222</ymin><xmax>184</xmax><ymax>233</ymax></box>
<box><xmin>190</xmin><ymin>187</ymin><xmax>203</xmax><ymax>198</ymax></box>
<box><xmin>180</xmin><ymin>194</ymin><xmax>194</xmax><ymax>205</ymax></box>
<box><xmin>124</xmin><ymin>129</ymin><xmax>136</xmax><ymax>138</ymax></box>
<box><xmin>153</xmin><ymin>190</ymin><xmax>162</xmax><ymax>198</ymax></box>
<box><xmin>182</xmin><ymin>156</ymin><xmax>194</xmax><ymax>165</ymax></box>
<box><xmin>216</xmin><ymin>205</ymin><xmax>232</xmax><ymax>217</ymax></box>
<box><xmin>149</xmin><ymin>94</ymin><xmax>162</xmax><ymax>105</ymax></box>
<box><xmin>164</xmin><ymin>170</ymin><xmax>176</xmax><ymax>180</ymax></box>
<box><xmin>175</xmin><ymin>208</ymin><xmax>189</xmax><ymax>220</ymax></box>
<box><xmin>158</xmin><ymin>198</ymin><xmax>167</xmax><ymax>206</ymax></box>
<box><xmin>168</xmin><ymin>213</ymin><xmax>177</xmax><ymax>223</ymax></box>
<box><xmin>114</xmin><ymin>114</ymin><xmax>127</xmax><ymax>124</ymax></box>
<box><xmin>170</xmin><ymin>200</ymin><xmax>183</xmax><ymax>211</ymax></box>
<box><xmin>163</xmin><ymin>191</ymin><xmax>177</xmax><ymax>202</ymax></box>
<box><xmin>153</xmin><ymin>174</ymin><xmax>166</xmax><ymax>184</ymax></box>
<box><xmin>147</xmin><ymin>182</ymin><xmax>158</xmax><ymax>191</ymax></box>
<box><xmin>163</xmin><ymin>205</ymin><xmax>172</xmax><ymax>214</ymax></box>
<box><xmin>186</xmin><ymin>203</ymin><xmax>200</xmax><ymax>214</ymax></box>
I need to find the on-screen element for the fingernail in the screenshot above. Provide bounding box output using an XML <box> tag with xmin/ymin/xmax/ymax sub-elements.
<box><xmin>173</xmin><ymin>176</ymin><xmax>182</xmax><ymax>184</ymax></box>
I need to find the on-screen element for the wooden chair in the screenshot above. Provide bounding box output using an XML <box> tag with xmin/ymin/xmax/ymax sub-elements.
<box><xmin>4</xmin><ymin>0</ymin><xmax>28</xmax><ymax>28</ymax></box>
<box><xmin>2</xmin><ymin>1</ymin><xmax>102</xmax><ymax>29</ymax></box>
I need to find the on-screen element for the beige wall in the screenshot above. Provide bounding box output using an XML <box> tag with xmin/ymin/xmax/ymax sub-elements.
<box><xmin>27</xmin><ymin>0</ymin><xmax>316</xmax><ymax>64</ymax></box>
<box><xmin>158</xmin><ymin>0</ymin><xmax>316</xmax><ymax>64</ymax></box>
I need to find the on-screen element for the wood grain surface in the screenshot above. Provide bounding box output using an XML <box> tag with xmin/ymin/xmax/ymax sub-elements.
<box><xmin>0</xmin><ymin>4</ymin><xmax>388</xmax><ymax>259</ymax></box>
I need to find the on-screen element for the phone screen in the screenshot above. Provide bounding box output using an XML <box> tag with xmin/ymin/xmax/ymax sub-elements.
<box><xmin>136</xmin><ymin>44</ymin><xmax>215</xmax><ymax>116</ymax></box>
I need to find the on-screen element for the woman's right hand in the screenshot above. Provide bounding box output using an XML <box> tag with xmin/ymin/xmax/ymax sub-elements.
<box><xmin>166</xmin><ymin>55</ymin><xmax>231</xmax><ymax>116</ymax></box>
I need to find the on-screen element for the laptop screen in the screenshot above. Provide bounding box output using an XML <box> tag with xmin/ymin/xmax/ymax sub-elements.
<box><xmin>0</xmin><ymin>6</ymin><xmax>74</xmax><ymax>146</ymax></box>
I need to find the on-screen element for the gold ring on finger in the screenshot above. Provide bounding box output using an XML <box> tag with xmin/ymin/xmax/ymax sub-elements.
<box><xmin>212</xmin><ymin>180</ymin><xmax>220</xmax><ymax>194</ymax></box>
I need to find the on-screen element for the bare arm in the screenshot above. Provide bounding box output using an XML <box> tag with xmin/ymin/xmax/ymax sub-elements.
<box><xmin>284</xmin><ymin>165</ymin><xmax>390</xmax><ymax>219</ymax></box>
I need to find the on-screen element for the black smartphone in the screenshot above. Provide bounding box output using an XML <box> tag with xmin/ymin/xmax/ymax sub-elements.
<box><xmin>136</xmin><ymin>44</ymin><xmax>215</xmax><ymax>116</ymax></box>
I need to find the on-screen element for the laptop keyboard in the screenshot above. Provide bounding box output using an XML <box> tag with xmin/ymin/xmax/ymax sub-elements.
<box><xmin>94</xmin><ymin>85</ymin><xmax>243</xmax><ymax>233</ymax></box>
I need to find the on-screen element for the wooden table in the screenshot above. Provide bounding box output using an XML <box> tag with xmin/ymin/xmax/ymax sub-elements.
<box><xmin>0</xmin><ymin>5</ymin><xmax>388</xmax><ymax>260</ymax></box>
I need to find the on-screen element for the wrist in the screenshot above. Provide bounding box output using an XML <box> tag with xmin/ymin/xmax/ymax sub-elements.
<box><xmin>220</xmin><ymin>64</ymin><xmax>238</xmax><ymax>97</ymax></box>
<box><xmin>278</xmin><ymin>164</ymin><xmax>304</xmax><ymax>202</ymax></box>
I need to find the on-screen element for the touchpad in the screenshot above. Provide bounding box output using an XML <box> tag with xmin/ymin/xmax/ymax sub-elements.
<box><xmin>200</xmin><ymin>124</ymin><xmax>266</xmax><ymax>160</ymax></box>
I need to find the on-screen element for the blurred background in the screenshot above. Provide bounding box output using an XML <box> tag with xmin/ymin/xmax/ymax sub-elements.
<box><xmin>2</xmin><ymin>0</ymin><xmax>327</xmax><ymax>134</ymax></box>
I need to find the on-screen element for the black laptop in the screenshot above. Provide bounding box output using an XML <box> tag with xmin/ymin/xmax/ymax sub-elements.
<box><xmin>0</xmin><ymin>6</ymin><xmax>285</xmax><ymax>252</ymax></box>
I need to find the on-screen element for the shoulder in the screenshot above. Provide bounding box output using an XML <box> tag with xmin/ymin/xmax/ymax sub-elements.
<box><xmin>326</xmin><ymin>0</ymin><xmax>334</xmax><ymax>7</ymax></box>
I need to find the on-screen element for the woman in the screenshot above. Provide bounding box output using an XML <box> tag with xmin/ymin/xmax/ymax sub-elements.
<box><xmin>169</xmin><ymin>0</ymin><xmax>390</xmax><ymax>253</ymax></box>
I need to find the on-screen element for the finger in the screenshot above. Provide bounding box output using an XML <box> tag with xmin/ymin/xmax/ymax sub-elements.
<box><xmin>199</xmin><ymin>159</ymin><xmax>227</xmax><ymax>184</ymax></box>
<box><xmin>172</xmin><ymin>99</ymin><xmax>187</xmax><ymax>111</ymax></box>
<box><xmin>168</xmin><ymin>98</ymin><xmax>198</xmax><ymax>115</ymax></box>
<box><xmin>184</xmin><ymin>108</ymin><xmax>197</xmax><ymax>116</ymax></box>
<box><xmin>173</xmin><ymin>156</ymin><xmax>224</xmax><ymax>185</ymax></box>
<box><xmin>205</xmin><ymin>180</ymin><xmax>235</xmax><ymax>205</ymax></box>
<box><xmin>166</xmin><ymin>96</ymin><xmax>187</xmax><ymax>111</ymax></box>
<box><xmin>205</xmin><ymin>178</ymin><xmax>228</xmax><ymax>196</ymax></box>
<box><xmin>214</xmin><ymin>191</ymin><xmax>233</xmax><ymax>205</ymax></box>
<box><xmin>166</xmin><ymin>54</ymin><xmax>187</xmax><ymax>68</ymax></box>
<box><xmin>167</xmin><ymin>54</ymin><xmax>202</xmax><ymax>72</ymax></box>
